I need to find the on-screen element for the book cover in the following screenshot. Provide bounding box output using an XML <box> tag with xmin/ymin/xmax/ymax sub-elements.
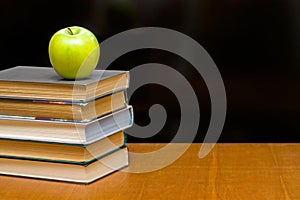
<box><xmin>0</xmin><ymin>90</ymin><xmax>128</xmax><ymax>122</ymax></box>
<box><xmin>0</xmin><ymin>147</ymin><xmax>129</xmax><ymax>184</ymax></box>
<box><xmin>0</xmin><ymin>131</ymin><xmax>127</xmax><ymax>165</ymax></box>
<box><xmin>0</xmin><ymin>106</ymin><xmax>133</xmax><ymax>144</ymax></box>
<box><xmin>0</xmin><ymin>66</ymin><xmax>129</xmax><ymax>102</ymax></box>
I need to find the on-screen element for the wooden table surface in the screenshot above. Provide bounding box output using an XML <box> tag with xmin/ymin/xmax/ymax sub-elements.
<box><xmin>1</xmin><ymin>143</ymin><xmax>300</xmax><ymax>199</ymax></box>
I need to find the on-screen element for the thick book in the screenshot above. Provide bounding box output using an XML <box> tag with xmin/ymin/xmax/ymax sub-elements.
<box><xmin>0</xmin><ymin>106</ymin><xmax>133</xmax><ymax>144</ymax></box>
<box><xmin>0</xmin><ymin>147</ymin><xmax>128</xmax><ymax>184</ymax></box>
<box><xmin>0</xmin><ymin>90</ymin><xmax>127</xmax><ymax>121</ymax></box>
<box><xmin>0</xmin><ymin>66</ymin><xmax>129</xmax><ymax>102</ymax></box>
<box><xmin>0</xmin><ymin>131</ymin><xmax>126</xmax><ymax>164</ymax></box>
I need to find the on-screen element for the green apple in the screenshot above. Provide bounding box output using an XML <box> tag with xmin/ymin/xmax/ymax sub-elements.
<box><xmin>48</xmin><ymin>26</ymin><xmax>100</xmax><ymax>79</ymax></box>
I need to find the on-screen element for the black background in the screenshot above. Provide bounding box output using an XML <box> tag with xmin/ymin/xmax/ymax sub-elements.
<box><xmin>0</xmin><ymin>0</ymin><xmax>299</xmax><ymax>142</ymax></box>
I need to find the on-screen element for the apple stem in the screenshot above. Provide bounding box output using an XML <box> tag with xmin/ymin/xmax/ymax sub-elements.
<box><xmin>67</xmin><ymin>27</ymin><xmax>74</xmax><ymax>35</ymax></box>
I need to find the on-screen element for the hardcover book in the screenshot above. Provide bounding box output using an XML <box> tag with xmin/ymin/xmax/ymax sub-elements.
<box><xmin>0</xmin><ymin>66</ymin><xmax>129</xmax><ymax>102</ymax></box>
<box><xmin>0</xmin><ymin>131</ymin><xmax>126</xmax><ymax>164</ymax></box>
<box><xmin>0</xmin><ymin>106</ymin><xmax>133</xmax><ymax>144</ymax></box>
<box><xmin>0</xmin><ymin>90</ymin><xmax>127</xmax><ymax>121</ymax></box>
<box><xmin>0</xmin><ymin>147</ymin><xmax>129</xmax><ymax>184</ymax></box>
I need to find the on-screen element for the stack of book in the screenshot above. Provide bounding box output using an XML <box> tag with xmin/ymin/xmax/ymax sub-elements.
<box><xmin>0</xmin><ymin>66</ymin><xmax>133</xmax><ymax>184</ymax></box>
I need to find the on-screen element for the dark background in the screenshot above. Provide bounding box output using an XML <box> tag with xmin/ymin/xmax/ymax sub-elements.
<box><xmin>0</xmin><ymin>0</ymin><xmax>299</xmax><ymax>142</ymax></box>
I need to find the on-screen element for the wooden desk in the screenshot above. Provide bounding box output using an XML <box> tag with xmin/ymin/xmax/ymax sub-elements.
<box><xmin>0</xmin><ymin>143</ymin><xmax>300</xmax><ymax>199</ymax></box>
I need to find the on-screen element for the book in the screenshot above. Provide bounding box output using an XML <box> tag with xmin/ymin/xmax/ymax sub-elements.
<box><xmin>0</xmin><ymin>66</ymin><xmax>129</xmax><ymax>102</ymax></box>
<box><xmin>0</xmin><ymin>90</ymin><xmax>127</xmax><ymax>121</ymax></box>
<box><xmin>0</xmin><ymin>131</ymin><xmax>126</xmax><ymax>164</ymax></box>
<box><xmin>0</xmin><ymin>147</ymin><xmax>128</xmax><ymax>184</ymax></box>
<box><xmin>0</xmin><ymin>106</ymin><xmax>133</xmax><ymax>144</ymax></box>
